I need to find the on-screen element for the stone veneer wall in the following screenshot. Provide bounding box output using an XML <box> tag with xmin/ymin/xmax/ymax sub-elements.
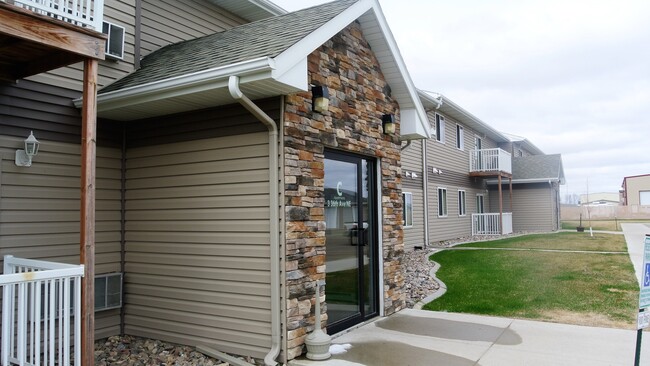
<box><xmin>283</xmin><ymin>22</ymin><xmax>405</xmax><ymax>360</ymax></box>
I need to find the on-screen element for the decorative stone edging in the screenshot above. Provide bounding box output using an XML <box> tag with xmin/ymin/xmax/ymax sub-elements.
<box><xmin>413</xmin><ymin>250</ymin><xmax>447</xmax><ymax>310</ymax></box>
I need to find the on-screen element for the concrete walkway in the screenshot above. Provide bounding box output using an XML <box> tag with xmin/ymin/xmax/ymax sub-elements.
<box><xmin>621</xmin><ymin>222</ymin><xmax>650</xmax><ymax>285</ymax></box>
<box><xmin>289</xmin><ymin>309</ymin><xmax>650</xmax><ymax>366</ymax></box>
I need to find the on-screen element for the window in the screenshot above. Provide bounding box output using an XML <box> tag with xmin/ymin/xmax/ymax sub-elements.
<box><xmin>435</xmin><ymin>114</ymin><xmax>445</xmax><ymax>143</ymax></box>
<box><xmin>640</xmin><ymin>191</ymin><xmax>650</xmax><ymax>206</ymax></box>
<box><xmin>458</xmin><ymin>190</ymin><xmax>466</xmax><ymax>216</ymax></box>
<box><xmin>437</xmin><ymin>188</ymin><xmax>448</xmax><ymax>217</ymax></box>
<box><xmin>456</xmin><ymin>125</ymin><xmax>464</xmax><ymax>150</ymax></box>
<box><xmin>402</xmin><ymin>192</ymin><xmax>413</xmax><ymax>227</ymax></box>
<box><xmin>476</xmin><ymin>194</ymin><xmax>485</xmax><ymax>213</ymax></box>
<box><xmin>102</xmin><ymin>21</ymin><xmax>125</xmax><ymax>60</ymax></box>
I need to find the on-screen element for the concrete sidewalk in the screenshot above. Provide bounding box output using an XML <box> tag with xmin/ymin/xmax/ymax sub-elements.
<box><xmin>290</xmin><ymin>309</ymin><xmax>650</xmax><ymax>366</ymax></box>
<box><xmin>621</xmin><ymin>222</ymin><xmax>650</xmax><ymax>285</ymax></box>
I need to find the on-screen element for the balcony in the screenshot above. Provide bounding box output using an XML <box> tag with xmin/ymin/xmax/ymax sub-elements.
<box><xmin>1</xmin><ymin>255</ymin><xmax>84</xmax><ymax>366</ymax></box>
<box><xmin>7</xmin><ymin>0</ymin><xmax>104</xmax><ymax>30</ymax></box>
<box><xmin>469</xmin><ymin>148</ymin><xmax>512</xmax><ymax>177</ymax></box>
<box><xmin>0</xmin><ymin>0</ymin><xmax>105</xmax><ymax>82</ymax></box>
<box><xmin>472</xmin><ymin>212</ymin><xmax>513</xmax><ymax>235</ymax></box>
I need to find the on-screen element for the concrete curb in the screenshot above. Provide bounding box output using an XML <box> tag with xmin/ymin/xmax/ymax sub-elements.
<box><xmin>413</xmin><ymin>249</ymin><xmax>447</xmax><ymax>310</ymax></box>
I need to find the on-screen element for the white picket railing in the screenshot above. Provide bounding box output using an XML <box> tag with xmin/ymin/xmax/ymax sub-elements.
<box><xmin>472</xmin><ymin>213</ymin><xmax>513</xmax><ymax>235</ymax></box>
<box><xmin>469</xmin><ymin>148</ymin><xmax>512</xmax><ymax>175</ymax></box>
<box><xmin>1</xmin><ymin>255</ymin><xmax>84</xmax><ymax>366</ymax></box>
<box><xmin>9</xmin><ymin>0</ymin><xmax>104</xmax><ymax>31</ymax></box>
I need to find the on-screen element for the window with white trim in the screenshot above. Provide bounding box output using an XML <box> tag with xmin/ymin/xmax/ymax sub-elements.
<box><xmin>458</xmin><ymin>190</ymin><xmax>466</xmax><ymax>216</ymax></box>
<box><xmin>438</xmin><ymin>188</ymin><xmax>448</xmax><ymax>217</ymax></box>
<box><xmin>456</xmin><ymin>124</ymin><xmax>464</xmax><ymax>150</ymax></box>
<box><xmin>435</xmin><ymin>114</ymin><xmax>445</xmax><ymax>143</ymax></box>
<box><xmin>640</xmin><ymin>191</ymin><xmax>650</xmax><ymax>206</ymax></box>
<box><xmin>402</xmin><ymin>192</ymin><xmax>413</xmax><ymax>227</ymax></box>
<box><xmin>476</xmin><ymin>194</ymin><xmax>485</xmax><ymax>213</ymax></box>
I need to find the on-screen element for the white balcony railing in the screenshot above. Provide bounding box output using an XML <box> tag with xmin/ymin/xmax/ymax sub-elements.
<box><xmin>10</xmin><ymin>0</ymin><xmax>104</xmax><ymax>31</ymax></box>
<box><xmin>1</xmin><ymin>255</ymin><xmax>84</xmax><ymax>366</ymax></box>
<box><xmin>469</xmin><ymin>148</ymin><xmax>512</xmax><ymax>175</ymax></box>
<box><xmin>472</xmin><ymin>213</ymin><xmax>513</xmax><ymax>235</ymax></box>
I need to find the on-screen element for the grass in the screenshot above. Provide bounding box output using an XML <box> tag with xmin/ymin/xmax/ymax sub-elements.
<box><xmin>459</xmin><ymin>232</ymin><xmax>627</xmax><ymax>252</ymax></box>
<box><xmin>561</xmin><ymin>219</ymin><xmax>650</xmax><ymax>231</ymax></box>
<box><xmin>424</xmin><ymin>233</ymin><xmax>639</xmax><ymax>328</ymax></box>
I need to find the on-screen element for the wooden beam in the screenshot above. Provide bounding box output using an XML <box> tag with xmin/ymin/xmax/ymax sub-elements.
<box><xmin>509</xmin><ymin>177</ymin><xmax>513</xmax><ymax>213</ymax></box>
<box><xmin>0</xmin><ymin>51</ymin><xmax>84</xmax><ymax>81</ymax></box>
<box><xmin>498</xmin><ymin>175</ymin><xmax>503</xmax><ymax>235</ymax></box>
<box><xmin>0</xmin><ymin>3</ymin><xmax>105</xmax><ymax>60</ymax></box>
<box><xmin>80</xmin><ymin>58</ymin><xmax>98</xmax><ymax>366</ymax></box>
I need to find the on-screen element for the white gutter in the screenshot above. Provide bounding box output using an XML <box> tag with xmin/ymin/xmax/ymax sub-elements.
<box><xmin>228</xmin><ymin>76</ymin><xmax>281</xmax><ymax>366</ymax></box>
<box><xmin>422</xmin><ymin>141</ymin><xmax>429</xmax><ymax>248</ymax></box>
<box><xmin>74</xmin><ymin>57</ymin><xmax>275</xmax><ymax>110</ymax></box>
<box><xmin>487</xmin><ymin>178</ymin><xmax>561</xmax><ymax>184</ymax></box>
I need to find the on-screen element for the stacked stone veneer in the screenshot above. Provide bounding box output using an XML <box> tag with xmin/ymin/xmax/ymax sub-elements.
<box><xmin>283</xmin><ymin>21</ymin><xmax>405</xmax><ymax>360</ymax></box>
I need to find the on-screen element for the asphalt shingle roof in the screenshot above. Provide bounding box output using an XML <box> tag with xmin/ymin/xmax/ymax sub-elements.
<box><xmin>512</xmin><ymin>154</ymin><xmax>563</xmax><ymax>181</ymax></box>
<box><xmin>101</xmin><ymin>0</ymin><xmax>358</xmax><ymax>94</ymax></box>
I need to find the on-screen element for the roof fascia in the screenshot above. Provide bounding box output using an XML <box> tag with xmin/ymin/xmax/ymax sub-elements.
<box><xmin>487</xmin><ymin>177</ymin><xmax>561</xmax><ymax>185</ymax></box>
<box><xmin>438</xmin><ymin>94</ymin><xmax>509</xmax><ymax>142</ymax></box>
<box><xmin>81</xmin><ymin>57</ymin><xmax>274</xmax><ymax>112</ymax></box>
<box><xmin>248</xmin><ymin>0</ymin><xmax>287</xmax><ymax>16</ymax></box>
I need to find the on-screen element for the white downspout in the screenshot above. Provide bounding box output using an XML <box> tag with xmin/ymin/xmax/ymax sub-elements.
<box><xmin>422</xmin><ymin>140</ymin><xmax>429</xmax><ymax>248</ymax></box>
<box><xmin>228</xmin><ymin>76</ymin><xmax>281</xmax><ymax>366</ymax></box>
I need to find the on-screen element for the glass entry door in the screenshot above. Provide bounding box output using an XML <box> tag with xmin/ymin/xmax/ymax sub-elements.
<box><xmin>324</xmin><ymin>151</ymin><xmax>378</xmax><ymax>334</ymax></box>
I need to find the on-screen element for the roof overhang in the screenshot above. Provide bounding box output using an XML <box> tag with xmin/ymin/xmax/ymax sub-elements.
<box><xmin>419</xmin><ymin>91</ymin><xmax>509</xmax><ymax>143</ymax></box>
<box><xmin>82</xmin><ymin>0</ymin><xmax>430</xmax><ymax>139</ymax></box>
<box><xmin>209</xmin><ymin>0</ymin><xmax>287</xmax><ymax>21</ymax></box>
<box><xmin>486</xmin><ymin>177</ymin><xmax>563</xmax><ymax>185</ymax></box>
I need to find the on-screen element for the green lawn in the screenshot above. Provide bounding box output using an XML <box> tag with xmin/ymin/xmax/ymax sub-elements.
<box><xmin>459</xmin><ymin>232</ymin><xmax>627</xmax><ymax>252</ymax></box>
<box><xmin>424</xmin><ymin>233</ymin><xmax>639</xmax><ymax>328</ymax></box>
<box><xmin>561</xmin><ymin>219</ymin><xmax>650</xmax><ymax>232</ymax></box>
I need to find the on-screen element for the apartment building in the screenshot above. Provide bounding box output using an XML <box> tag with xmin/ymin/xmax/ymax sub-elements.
<box><xmin>1</xmin><ymin>0</ymin><xmax>431</xmax><ymax>364</ymax></box>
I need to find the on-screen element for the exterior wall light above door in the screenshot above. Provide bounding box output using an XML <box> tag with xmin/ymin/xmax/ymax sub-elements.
<box><xmin>382</xmin><ymin>114</ymin><xmax>396</xmax><ymax>135</ymax></box>
<box><xmin>312</xmin><ymin>85</ymin><xmax>329</xmax><ymax>113</ymax></box>
<box><xmin>15</xmin><ymin>131</ymin><xmax>40</xmax><ymax>167</ymax></box>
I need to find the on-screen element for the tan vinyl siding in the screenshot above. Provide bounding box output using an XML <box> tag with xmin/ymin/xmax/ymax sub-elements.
<box><xmin>489</xmin><ymin>183</ymin><xmax>555</xmax><ymax>232</ymax></box>
<box><xmin>0</xmin><ymin>136</ymin><xmax>123</xmax><ymax>338</ymax></box>
<box><xmin>427</xmin><ymin>181</ymin><xmax>487</xmax><ymax>242</ymax></box>
<box><xmin>123</xmin><ymin>132</ymin><xmax>271</xmax><ymax>359</ymax></box>
<box><xmin>140</xmin><ymin>0</ymin><xmax>247</xmax><ymax>58</ymax></box>
<box><xmin>423</xmin><ymin>110</ymin><xmax>499</xmax><ymax>242</ymax></box>
<box><xmin>403</xmin><ymin>190</ymin><xmax>424</xmax><ymax>250</ymax></box>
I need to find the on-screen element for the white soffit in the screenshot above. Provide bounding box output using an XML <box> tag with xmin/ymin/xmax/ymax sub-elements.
<box><xmin>210</xmin><ymin>0</ymin><xmax>286</xmax><ymax>21</ymax></box>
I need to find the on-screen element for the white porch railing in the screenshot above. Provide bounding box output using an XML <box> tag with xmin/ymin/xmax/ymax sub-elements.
<box><xmin>469</xmin><ymin>148</ymin><xmax>512</xmax><ymax>175</ymax></box>
<box><xmin>9</xmin><ymin>0</ymin><xmax>104</xmax><ymax>31</ymax></box>
<box><xmin>1</xmin><ymin>255</ymin><xmax>84</xmax><ymax>366</ymax></box>
<box><xmin>472</xmin><ymin>213</ymin><xmax>513</xmax><ymax>235</ymax></box>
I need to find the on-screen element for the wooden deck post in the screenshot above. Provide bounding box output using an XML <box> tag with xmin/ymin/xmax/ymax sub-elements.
<box><xmin>509</xmin><ymin>177</ymin><xmax>513</xmax><ymax>213</ymax></box>
<box><xmin>498</xmin><ymin>175</ymin><xmax>503</xmax><ymax>235</ymax></box>
<box><xmin>80</xmin><ymin>58</ymin><xmax>98</xmax><ymax>366</ymax></box>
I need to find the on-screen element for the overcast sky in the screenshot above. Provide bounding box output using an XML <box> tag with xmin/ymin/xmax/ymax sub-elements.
<box><xmin>271</xmin><ymin>0</ymin><xmax>650</xmax><ymax>198</ymax></box>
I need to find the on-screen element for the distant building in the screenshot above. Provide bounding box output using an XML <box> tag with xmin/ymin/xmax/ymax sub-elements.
<box><xmin>621</xmin><ymin>174</ymin><xmax>650</xmax><ymax>206</ymax></box>
<box><xmin>579</xmin><ymin>192</ymin><xmax>621</xmax><ymax>206</ymax></box>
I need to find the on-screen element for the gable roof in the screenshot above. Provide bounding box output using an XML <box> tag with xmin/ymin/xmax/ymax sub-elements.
<box><xmin>510</xmin><ymin>154</ymin><xmax>565</xmax><ymax>184</ymax></box>
<box><xmin>418</xmin><ymin>91</ymin><xmax>510</xmax><ymax>143</ymax></box>
<box><xmin>502</xmin><ymin>132</ymin><xmax>545</xmax><ymax>155</ymax></box>
<box><xmin>88</xmin><ymin>0</ymin><xmax>430</xmax><ymax>139</ymax></box>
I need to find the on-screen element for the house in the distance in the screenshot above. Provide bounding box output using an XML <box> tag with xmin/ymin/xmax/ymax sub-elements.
<box><xmin>579</xmin><ymin>192</ymin><xmax>621</xmax><ymax>206</ymax></box>
<box><xmin>621</xmin><ymin>174</ymin><xmax>650</xmax><ymax>206</ymax></box>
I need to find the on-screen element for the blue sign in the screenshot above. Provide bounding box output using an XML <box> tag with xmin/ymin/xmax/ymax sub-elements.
<box><xmin>645</xmin><ymin>263</ymin><xmax>650</xmax><ymax>288</ymax></box>
<box><xmin>639</xmin><ymin>236</ymin><xmax>650</xmax><ymax>310</ymax></box>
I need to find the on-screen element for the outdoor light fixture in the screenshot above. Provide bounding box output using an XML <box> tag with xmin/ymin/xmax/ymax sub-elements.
<box><xmin>382</xmin><ymin>114</ymin><xmax>396</xmax><ymax>135</ymax></box>
<box><xmin>312</xmin><ymin>85</ymin><xmax>329</xmax><ymax>113</ymax></box>
<box><xmin>15</xmin><ymin>131</ymin><xmax>40</xmax><ymax>167</ymax></box>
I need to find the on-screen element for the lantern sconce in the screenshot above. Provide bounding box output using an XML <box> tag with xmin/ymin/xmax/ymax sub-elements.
<box><xmin>312</xmin><ymin>85</ymin><xmax>329</xmax><ymax>113</ymax></box>
<box><xmin>15</xmin><ymin>131</ymin><xmax>40</xmax><ymax>167</ymax></box>
<box><xmin>382</xmin><ymin>114</ymin><xmax>396</xmax><ymax>135</ymax></box>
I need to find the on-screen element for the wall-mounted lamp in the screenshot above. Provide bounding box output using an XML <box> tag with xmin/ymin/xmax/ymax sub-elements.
<box><xmin>382</xmin><ymin>114</ymin><xmax>396</xmax><ymax>135</ymax></box>
<box><xmin>15</xmin><ymin>131</ymin><xmax>40</xmax><ymax>167</ymax></box>
<box><xmin>312</xmin><ymin>85</ymin><xmax>329</xmax><ymax>113</ymax></box>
